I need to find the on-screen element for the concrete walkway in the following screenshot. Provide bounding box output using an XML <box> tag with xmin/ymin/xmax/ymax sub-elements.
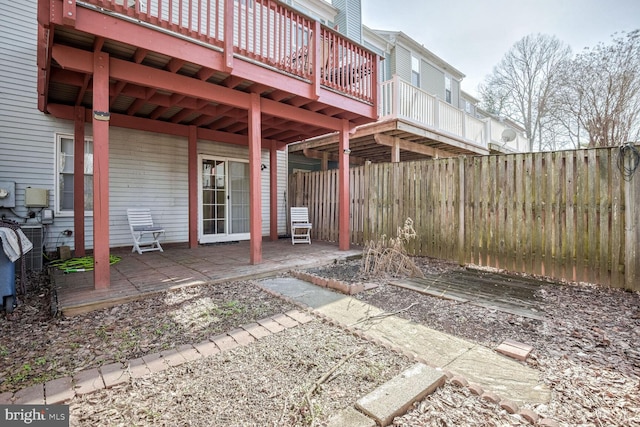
<box><xmin>259</xmin><ymin>277</ymin><xmax>551</xmax><ymax>406</ymax></box>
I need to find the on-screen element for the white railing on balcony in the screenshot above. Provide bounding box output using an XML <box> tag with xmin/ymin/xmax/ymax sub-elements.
<box><xmin>379</xmin><ymin>76</ymin><xmax>529</xmax><ymax>152</ymax></box>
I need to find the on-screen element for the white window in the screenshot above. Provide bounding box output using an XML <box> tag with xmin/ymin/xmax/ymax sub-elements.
<box><xmin>411</xmin><ymin>56</ymin><xmax>420</xmax><ymax>87</ymax></box>
<box><xmin>56</xmin><ymin>134</ymin><xmax>93</xmax><ymax>215</ymax></box>
<box><xmin>464</xmin><ymin>100</ymin><xmax>472</xmax><ymax>114</ymax></box>
<box><xmin>445</xmin><ymin>76</ymin><xmax>452</xmax><ymax>104</ymax></box>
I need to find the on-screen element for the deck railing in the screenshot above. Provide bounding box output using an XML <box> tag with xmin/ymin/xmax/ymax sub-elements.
<box><xmin>81</xmin><ymin>0</ymin><xmax>376</xmax><ymax>103</ymax></box>
<box><xmin>380</xmin><ymin>75</ymin><xmax>528</xmax><ymax>152</ymax></box>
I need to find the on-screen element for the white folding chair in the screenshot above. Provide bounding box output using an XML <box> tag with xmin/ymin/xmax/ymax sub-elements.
<box><xmin>290</xmin><ymin>207</ymin><xmax>312</xmax><ymax>245</ymax></box>
<box><xmin>127</xmin><ymin>208</ymin><xmax>165</xmax><ymax>254</ymax></box>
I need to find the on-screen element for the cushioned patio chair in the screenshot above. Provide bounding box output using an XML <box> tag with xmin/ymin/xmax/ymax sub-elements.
<box><xmin>291</xmin><ymin>207</ymin><xmax>312</xmax><ymax>245</ymax></box>
<box><xmin>127</xmin><ymin>208</ymin><xmax>165</xmax><ymax>254</ymax></box>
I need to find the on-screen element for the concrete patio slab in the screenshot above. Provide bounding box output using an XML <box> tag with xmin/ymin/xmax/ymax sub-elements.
<box><xmin>326</xmin><ymin>407</ymin><xmax>376</xmax><ymax>427</ymax></box>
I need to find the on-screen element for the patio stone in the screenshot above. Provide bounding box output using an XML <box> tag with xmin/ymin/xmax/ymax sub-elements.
<box><xmin>210</xmin><ymin>334</ymin><xmax>239</xmax><ymax>352</ymax></box>
<box><xmin>0</xmin><ymin>391</ymin><xmax>13</xmax><ymax>404</ymax></box>
<box><xmin>241</xmin><ymin>322</ymin><xmax>272</xmax><ymax>340</ymax></box>
<box><xmin>13</xmin><ymin>384</ymin><xmax>44</xmax><ymax>404</ymax></box>
<box><xmin>100</xmin><ymin>362</ymin><xmax>131</xmax><ymax>388</ymax></box>
<box><xmin>142</xmin><ymin>352</ymin><xmax>167</xmax><ymax>374</ymax></box>
<box><xmin>73</xmin><ymin>368</ymin><xmax>105</xmax><ymax>396</ymax></box>
<box><xmin>270</xmin><ymin>313</ymin><xmax>299</xmax><ymax>329</ymax></box>
<box><xmin>355</xmin><ymin>363</ymin><xmax>445</xmax><ymax>427</ymax></box>
<box><xmin>284</xmin><ymin>309</ymin><xmax>314</xmax><ymax>324</ymax></box>
<box><xmin>160</xmin><ymin>349</ymin><xmax>187</xmax><ymax>367</ymax></box>
<box><xmin>227</xmin><ymin>328</ymin><xmax>256</xmax><ymax>346</ymax></box>
<box><xmin>44</xmin><ymin>376</ymin><xmax>74</xmax><ymax>404</ymax></box>
<box><xmin>256</xmin><ymin>317</ymin><xmax>285</xmax><ymax>333</ymax></box>
<box><xmin>177</xmin><ymin>344</ymin><xmax>203</xmax><ymax>362</ymax></box>
<box><xmin>495</xmin><ymin>339</ymin><xmax>534</xmax><ymax>361</ymax></box>
<box><xmin>193</xmin><ymin>340</ymin><xmax>220</xmax><ymax>358</ymax></box>
<box><xmin>128</xmin><ymin>357</ymin><xmax>151</xmax><ymax>378</ymax></box>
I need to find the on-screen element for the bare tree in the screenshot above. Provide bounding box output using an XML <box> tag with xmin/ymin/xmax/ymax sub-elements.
<box><xmin>479</xmin><ymin>34</ymin><xmax>572</xmax><ymax>151</ymax></box>
<box><xmin>561</xmin><ymin>30</ymin><xmax>640</xmax><ymax>147</ymax></box>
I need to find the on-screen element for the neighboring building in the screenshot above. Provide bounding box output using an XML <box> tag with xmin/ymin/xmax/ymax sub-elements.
<box><xmin>289</xmin><ymin>2</ymin><xmax>529</xmax><ymax>166</ymax></box>
<box><xmin>0</xmin><ymin>0</ymin><xmax>378</xmax><ymax>287</ymax></box>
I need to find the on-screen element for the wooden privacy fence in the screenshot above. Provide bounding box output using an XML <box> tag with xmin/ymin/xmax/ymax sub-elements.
<box><xmin>289</xmin><ymin>147</ymin><xmax>640</xmax><ymax>291</ymax></box>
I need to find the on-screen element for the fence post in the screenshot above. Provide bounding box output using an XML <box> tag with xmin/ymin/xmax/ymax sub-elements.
<box><xmin>457</xmin><ymin>156</ymin><xmax>466</xmax><ymax>266</ymax></box>
<box><xmin>624</xmin><ymin>159</ymin><xmax>640</xmax><ymax>291</ymax></box>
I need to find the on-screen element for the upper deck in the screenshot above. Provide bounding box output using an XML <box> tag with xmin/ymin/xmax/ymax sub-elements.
<box><xmin>37</xmin><ymin>0</ymin><xmax>379</xmax><ymax>143</ymax></box>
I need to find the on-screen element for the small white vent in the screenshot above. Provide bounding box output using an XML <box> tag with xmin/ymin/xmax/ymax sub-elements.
<box><xmin>18</xmin><ymin>225</ymin><xmax>43</xmax><ymax>271</ymax></box>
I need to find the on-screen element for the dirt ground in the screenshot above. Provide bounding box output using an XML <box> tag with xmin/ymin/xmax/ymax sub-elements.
<box><xmin>1</xmin><ymin>258</ymin><xmax>639</xmax><ymax>426</ymax></box>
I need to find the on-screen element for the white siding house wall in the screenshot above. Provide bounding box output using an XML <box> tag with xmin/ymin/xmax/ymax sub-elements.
<box><xmin>0</xmin><ymin>1</ymin><xmax>287</xmax><ymax>255</ymax></box>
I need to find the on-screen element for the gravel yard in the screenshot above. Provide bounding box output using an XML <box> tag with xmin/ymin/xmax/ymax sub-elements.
<box><xmin>2</xmin><ymin>257</ymin><xmax>639</xmax><ymax>426</ymax></box>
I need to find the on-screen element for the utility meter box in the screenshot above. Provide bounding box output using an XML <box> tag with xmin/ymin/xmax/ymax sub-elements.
<box><xmin>25</xmin><ymin>187</ymin><xmax>49</xmax><ymax>208</ymax></box>
<box><xmin>0</xmin><ymin>181</ymin><xmax>16</xmax><ymax>208</ymax></box>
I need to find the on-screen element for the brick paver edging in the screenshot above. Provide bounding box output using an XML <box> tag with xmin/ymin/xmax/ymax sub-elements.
<box><xmin>258</xmin><ymin>279</ymin><xmax>560</xmax><ymax>427</ymax></box>
<box><xmin>0</xmin><ymin>309</ymin><xmax>314</xmax><ymax>406</ymax></box>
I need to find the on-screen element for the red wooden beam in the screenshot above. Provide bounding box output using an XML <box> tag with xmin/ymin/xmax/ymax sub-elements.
<box><xmin>269</xmin><ymin>142</ymin><xmax>278</xmax><ymax>241</ymax></box>
<box><xmin>62</xmin><ymin>0</ymin><xmax>76</xmax><ymax>26</ymax></box>
<box><xmin>338</xmin><ymin>119</ymin><xmax>350</xmax><ymax>251</ymax></box>
<box><xmin>73</xmin><ymin>106</ymin><xmax>86</xmax><ymax>257</ymax></box>
<box><xmin>248</xmin><ymin>93</ymin><xmax>262</xmax><ymax>264</ymax></box>
<box><xmin>223</xmin><ymin>0</ymin><xmax>234</xmax><ymax>71</ymax></box>
<box><xmin>188</xmin><ymin>126</ymin><xmax>198</xmax><ymax>248</ymax></box>
<box><xmin>92</xmin><ymin>50</ymin><xmax>110</xmax><ymax>289</ymax></box>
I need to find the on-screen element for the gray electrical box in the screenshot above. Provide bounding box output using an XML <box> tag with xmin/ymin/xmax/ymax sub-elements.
<box><xmin>0</xmin><ymin>181</ymin><xmax>16</xmax><ymax>208</ymax></box>
<box><xmin>25</xmin><ymin>187</ymin><xmax>49</xmax><ymax>208</ymax></box>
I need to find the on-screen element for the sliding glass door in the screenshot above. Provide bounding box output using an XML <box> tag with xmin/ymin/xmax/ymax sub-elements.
<box><xmin>199</xmin><ymin>156</ymin><xmax>250</xmax><ymax>243</ymax></box>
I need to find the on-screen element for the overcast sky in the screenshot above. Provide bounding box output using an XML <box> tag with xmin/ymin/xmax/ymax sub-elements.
<box><xmin>361</xmin><ymin>0</ymin><xmax>640</xmax><ymax>98</ymax></box>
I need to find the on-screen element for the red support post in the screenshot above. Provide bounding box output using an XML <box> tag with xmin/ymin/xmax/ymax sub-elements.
<box><xmin>269</xmin><ymin>142</ymin><xmax>278</xmax><ymax>241</ymax></box>
<box><xmin>223</xmin><ymin>0</ymin><xmax>234</xmax><ymax>71</ymax></box>
<box><xmin>188</xmin><ymin>126</ymin><xmax>198</xmax><ymax>248</ymax></box>
<box><xmin>74</xmin><ymin>106</ymin><xmax>86</xmax><ymax>257</ymax></box>
<box><xmin>338</xmin><ymin>119</ymin><xmax>350</xmax><ymax>251</ymax></box>
<box><xmin>248</xmin><ymin>93</ymin><xmax>262</xmax><ymax>264</ymax></box>
<box><xmin>92</xmin><ymin>50</ymin><xmax>110</xmax><ymax>289</ymax></box>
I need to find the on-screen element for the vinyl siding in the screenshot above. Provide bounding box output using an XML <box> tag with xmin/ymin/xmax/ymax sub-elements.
<box><xmin>394</xmin><ymin>45</ymin><xmax>411</xmax><ymax>82</ymax></box>
<box><xmin>0</xmin><ymin>0</ymin><xmax>287</xmax><ymax>253</ymax></box>
<box><xmin>423</xmin><ymin>61</ymin><xmax>444</xmax><ymax>99</ymax></box>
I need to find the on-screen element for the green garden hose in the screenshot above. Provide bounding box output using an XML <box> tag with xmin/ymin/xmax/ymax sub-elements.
<box><xmin>49</xmin><ymin>255</ymin><xmax>121</xmax><ymax>274</ymax></box>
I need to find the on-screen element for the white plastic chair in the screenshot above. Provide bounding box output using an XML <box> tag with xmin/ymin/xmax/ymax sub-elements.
<box><xmin>127</xmin><ymin>208</ymin><xmax>165</xmax><ymax>254</ymax></box>
<box><xmin>291</xmin><ymin>207</ymin><xmax>312</xmax><ymax>245</ymax></box>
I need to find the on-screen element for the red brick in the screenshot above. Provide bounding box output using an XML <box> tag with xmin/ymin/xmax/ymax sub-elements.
<box><xmin>518</xmin><ymin>408</ymin><xmax>539</xmax><ymax>424</ymax></box>
<box><xmin>241</xmin><ymin>322</ymin><xmax>272</xmax><ymax>340</ymax></box>
<box><xmin>44</xmin><ymin>376</ymin><xmax>74</xmax><ymax>404</ymax></box>
<box><xmin>468</xmin><ymin>383</ymin><xmax>484</xmax><ymax>396</ymax></box>
<box><xmin>177</xmin><ymin>344</ymin><xmax>202</xmax><ymax>362</ymax></box>
<box><xmin>193</xmin><ymin>340</ymin><xmax>220</xmax><ymax>358</ymax></box>
<box><xmin>0</xmin><ymin>392</ymin><xmax>13</xmax><ymax>404</ymax></box>
<box><xmin>271</xmin><ymin>313</ymin><xmax>299</xmax><ymax>329</ymax></box>
<box><xmin>348</xmin><ymin>283</ymin><xmax>365</xmax><ymax>294</ymax></box>
<box><xmin>481</xmin><ymin>391</ymin><xmax>501</xmax><ymax>404</ymax></box>
<box><xmin>256</xmin><ymin>317</ymin><xmax>285</xmax><ymax>333</ymax></box>
<box><xmin>499</xmin><ymin>399</ymin><xmax>519</xmax><ymax>414</ymax></box>
<box><xmin>210</xmin><ymin>333</ymin><xmax>239</xmax><ymax>352</ymax></box>
<box><xmin>128</xmin><ymin>357</ymin><xmax>150</xmax><ymax>379</ymax></box>
<box><xmin>73</xmin><ymin>368</ymin><xmax>105</xmax><ymax>396</ymax></box>
<box><xmin>450</xmin><ymin>376</ymin><xmax>469</xmax><ymax>387</ymax></box>
<box><xmin>142</xmin><ymin>352</ymin><xmax>167</xmax><ymax>374</ymax></box>
<box><xmin>227</xmin><ymin>328</ymin><xmax>256</xmax><ymax>346</ymax></box>
<box><xmin>13</xmin><ymin>384</ymin><xmax>44</xmax><ymax>404</ymax></box>
<box><xmin>100</xmin><ymin>363</ymin><xmax>130</xmax><ymax>388</ymax></box>
<box><xmin>495</xmin><ymin>339</ymin><xmax>534</xmax><ymax>361</ymax></box>
<box><xmin>284</xmin><ymin>309</ymin><xmax>314</xmax><ymax>324</ymax></box>
<box><xmin>160</xmin><ymin>349</ymin><xmax>187</xmax><ymax>367</ymax></box>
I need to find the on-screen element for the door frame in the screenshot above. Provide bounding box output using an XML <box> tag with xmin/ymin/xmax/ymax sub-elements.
<box><xmin>197</xmin><ymin>154</ymin><xmax>251</xmax><ymax>243</ymax></box>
